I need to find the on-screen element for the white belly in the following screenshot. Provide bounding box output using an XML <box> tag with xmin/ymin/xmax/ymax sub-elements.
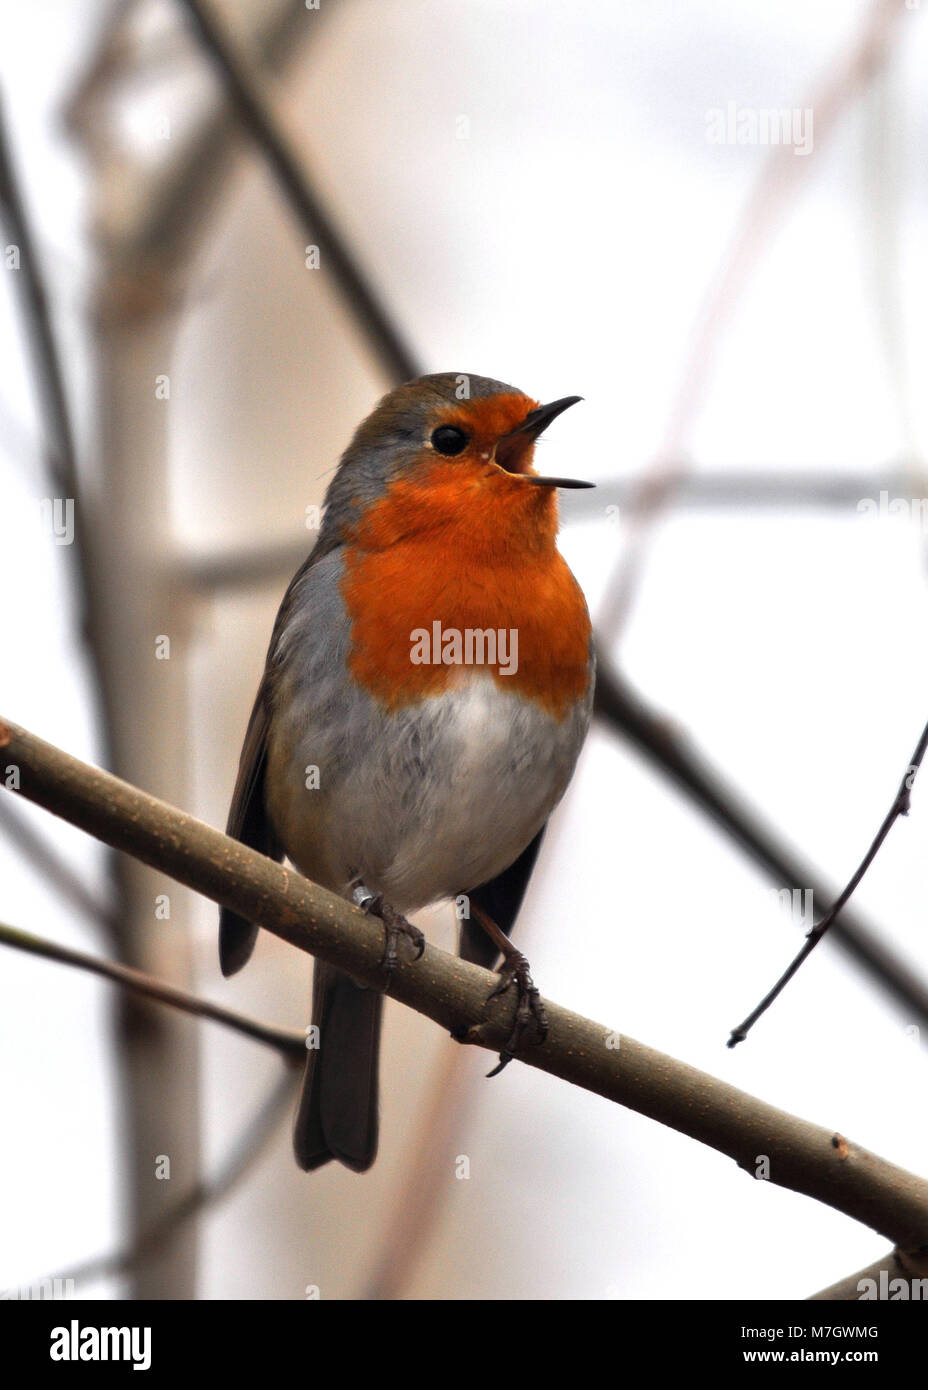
<box><xmin>266</xmin><ymin>673</ymin><xmax>590</xmax><ymax>911</ymax></box>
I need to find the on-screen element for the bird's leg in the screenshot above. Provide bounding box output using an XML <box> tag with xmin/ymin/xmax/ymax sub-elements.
<box><xmin>467</xmin><ymin>903</ymin><xmax>548</xmax><ymax>1076</ymax></box>
<box><xmin>350</xmin><ymin>878</ymin><xmax>425</xmax><ymax>984</ymax></box>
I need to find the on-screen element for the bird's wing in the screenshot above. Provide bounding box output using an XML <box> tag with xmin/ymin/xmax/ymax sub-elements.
<box><xmin>459</xmin><ymin>825</ymin><xmax>546</xmax><ymax>969</ymax></box>
<box><xmin>218</xmin><ymin>679</ymin><xmax>280</xmax><ymax>975</ymax></box>
<box><xmin>218</xmin><ymin>545</ymin><xmax>333</xmax><ymax>976</ymax></box>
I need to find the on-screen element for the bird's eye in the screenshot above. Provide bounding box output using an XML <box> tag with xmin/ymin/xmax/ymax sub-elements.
<box><xmin>430</xmin><ymin>425</ymin><xmax>469</xmax><ymax>456</ymax></box>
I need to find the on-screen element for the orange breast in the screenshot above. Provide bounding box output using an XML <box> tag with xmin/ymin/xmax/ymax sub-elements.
<box><xmin>340</xmin><ymin>459</ymin><xmax>592</xmax><ymax>719</ymax></box>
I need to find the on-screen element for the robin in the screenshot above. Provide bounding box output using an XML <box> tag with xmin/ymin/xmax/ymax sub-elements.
<box><xmin>219</xmin><ymin>373</ymin><xmax>594</xmax><ymax>1172</ymax></box>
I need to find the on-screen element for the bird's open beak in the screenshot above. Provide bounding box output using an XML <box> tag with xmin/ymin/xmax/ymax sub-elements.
<box><xmin>495</xmin><ymin>396</ymin><xmax>594</xmax><ymax>489</ymax></box>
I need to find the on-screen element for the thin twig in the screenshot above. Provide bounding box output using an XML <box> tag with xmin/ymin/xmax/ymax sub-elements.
<box><xmin>0</xmin><ymin>918</ymin><xmax>305</xmax><ymax>1058</ymax></box>
<box><xmin>176</xmin><ymin>0</ymin><xmax>419</xmax><ymax>383</ymax></box>
<box><xmin>3</xmin><ymin>715</ymin><xmax>928</xmax><ymax>1249</ymax></box>
<box><xmin>594</xmin><ymin>660</ymin><xmax>928</xmax><ymax>1035</ymax></box>
<box><xmin>565</xmin><ymin>464</ymin><xmax>928</xmax><ymax>517</ymax></box>
<box><xmin>728</xmin><ymin>717</ymin><xmax>928</xmax><ymax>1047</ymax></box>
<box><xmin>0</xmin><ymin>797</ymin><xmax>117</xmax><ymax>936</ymax></box>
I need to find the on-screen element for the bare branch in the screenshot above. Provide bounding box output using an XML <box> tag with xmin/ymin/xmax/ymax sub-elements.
<box><xmin>0</xmin><ymin>797</ymin><xmax>117</xmax><ymax>936</ymax></box>
<box><xmin>594</xmin><ymin>660</ymin><xmax>928</xmax><ymax>1037</ymax></box>
<box><xmin>180</xmin><ymin>535</ymin><xmax>309</xmax><ymax>594</ymax></box>
<box><xmin>565</xmin><ymin>464</ymin><xmax>928</xmax><ymax>516</ymax></box>
<box><xmin>729</xmin><ymin>716</ymin><xmax>928</xmax><ymax>1047</ymax></box>
<box><xmin>176</xmin><ymin>0</ymin><xmax>420</xmax><ymax>383</ymax></box>
<box><xmin>178</xmin><ymin>462</ymin><xmax>926</xmax><ymax>597</ymax></box>
<box><xmin>3</xmin><ymin>715</ymin><xmax>928</xmax><ymax>1249</ymax></box>
<box><xmin>0</xmin><ymin>918</ymin><xmax>305</xmax><ymax>1058</ymax></box>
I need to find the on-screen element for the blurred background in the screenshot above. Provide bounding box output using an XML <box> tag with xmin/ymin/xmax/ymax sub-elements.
<box><xmin>2</xmin><ymin>0</ymin><xmax>928</xmax><ymax>1301</ymax></box>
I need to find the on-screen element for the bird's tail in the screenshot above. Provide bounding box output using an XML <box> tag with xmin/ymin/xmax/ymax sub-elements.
<box><xmin>293</xmin><ymin>959</ymin><xmax>383</xmax><ymax>1172</ymax></box>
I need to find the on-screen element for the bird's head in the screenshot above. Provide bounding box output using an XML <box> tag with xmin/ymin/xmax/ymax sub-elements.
<box><xmin>321</xmin><ymin>373</ymin><xmax>591</xmax><ymax>552</ymax></box>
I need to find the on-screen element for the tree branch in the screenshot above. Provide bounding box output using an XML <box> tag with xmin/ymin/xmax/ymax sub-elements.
<box><xmin>0</xmin><ymin>796</ymin><xmax>117</xmax><ymax>936</ymax></box>
<box><xmin>2</xmin><ymin>716</ymin><xmax>928</xmax><ymax>1250</ymax></box>
<box><xmin>176</xmin><ymin>0</ymin><xmax>419</xmax><ymax>383</ymax></box>
<box><xmin>0</xmin><ymin>918</ymin><xmax>305</xmax><ymax>1058</ymax></box>
<box><xmin>729</xmin><ymin>716</ymin><xmax>928</xmax><ymax>1046</ymax></box>
<box><xmin>594</xmin><ymin>659</ymin><xmax>928</xmax><ymax>1037</ymax></box>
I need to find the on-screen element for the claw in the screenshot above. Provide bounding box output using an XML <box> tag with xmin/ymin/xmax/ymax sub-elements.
<box><xmin>485</xmin><ymin>1051</ymin><xmax>514</xmax><ymax>1078</ymax></box>
<box><xmin>349</xmin><ymin>879</ymin><xmax>425</xmax><ymax>985</ymax></box>
<box><xmin>485</xmin><ymin>948</ymin><xmax>548</xmax><ymax>1073</ymax></box>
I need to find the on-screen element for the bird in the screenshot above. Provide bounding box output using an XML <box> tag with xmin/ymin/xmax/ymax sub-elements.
<box><xmin>219</xmin><ymin>372</ymin><xmax>595</xmax><ymax>1173</ymax></box>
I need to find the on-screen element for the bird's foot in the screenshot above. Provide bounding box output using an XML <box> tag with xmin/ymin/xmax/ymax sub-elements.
<box><xmin>484</xmin><ymin>947</ymin><xmax>548</xmax><ymax>1076</ymax></box>
<box><xmin>449</xmin><ymin>903</ymin><xmax>548</xmax><ymax>1074</ymax></box>
<box><xmin>450</xmin><ymin>944</ymin><xmax>548</xmax><ymax>1074</ymax></box>
<box><xmin>350</xmin><ymin>879</ymin><xmax>425</xmax><ymax>985</ymax></box>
